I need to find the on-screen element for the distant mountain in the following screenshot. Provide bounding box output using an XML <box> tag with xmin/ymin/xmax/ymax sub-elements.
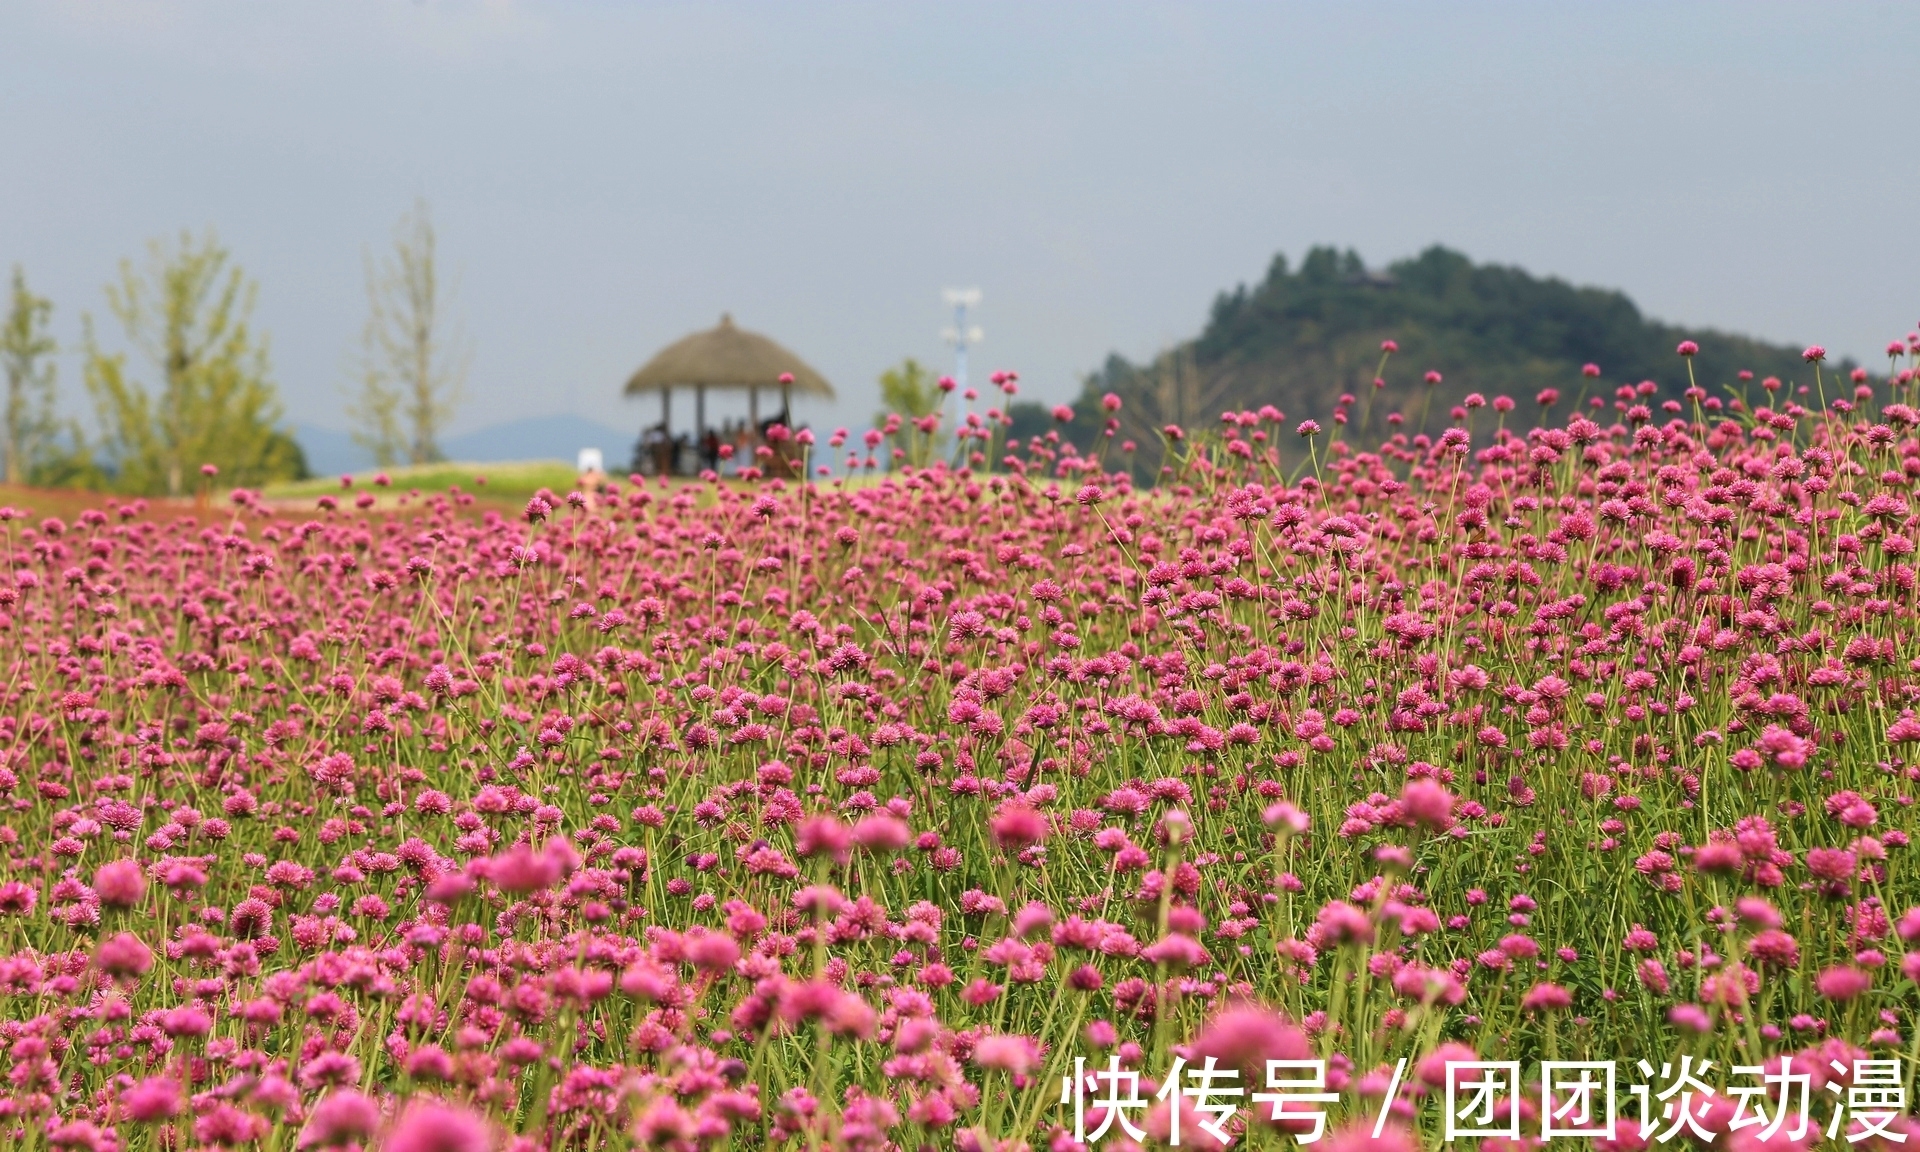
<box><xmin>294</xmin><ymin>425</ymin><xmax>371</xmax><ymax>478</ymax></box>
<box><xmin>442</xmin><ymin>414</ymin><xmax>631</xmax><ymax>465</ymax></box>
<box><xmin>295</xmin><ymin>414</ymin><xmax>631</xmax><ymax>477</ymax></box>
<box><xmin>1055</xmin><ymin>245</ymin><xmax>1847</xmax><ymax>479</ymax></box>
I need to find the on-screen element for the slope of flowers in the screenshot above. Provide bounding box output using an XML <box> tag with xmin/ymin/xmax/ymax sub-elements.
<box><xmin>2</xmin><ymin>346</ymin><xmax>1919</xmax><ymax>1150</ymax></box>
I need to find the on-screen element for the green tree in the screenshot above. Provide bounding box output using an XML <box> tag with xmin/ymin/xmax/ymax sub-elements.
<box><xmin>876</xmin><ymin>357</ymin><xmax>947</xmax><ymax>468</ymax></box>
<box><xmin>347</xmin><ymin>200</ymin><xmax>467</xmax><ymax>467</ymax></box>
<box><xmin>0</xmin><ymin>268</ymin><xmax>59</xmax><ymax>486</ymax></box>
<box><xmin>83</xmin><ymin>230</ymin><xmax>305</xmax><ymax>496</ymax></box>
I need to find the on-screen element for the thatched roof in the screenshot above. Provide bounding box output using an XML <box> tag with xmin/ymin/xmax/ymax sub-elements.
<box><xmin>624</xmin><ymin>314</ymin><xmax>835</xmax><ymax>398</ymax></box>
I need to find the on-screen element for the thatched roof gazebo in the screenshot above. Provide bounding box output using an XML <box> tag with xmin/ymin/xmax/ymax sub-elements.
<box><xmin>624</xmin><ymin>313</ymin><xmax>834</xmax><ymax>438</ymax></box>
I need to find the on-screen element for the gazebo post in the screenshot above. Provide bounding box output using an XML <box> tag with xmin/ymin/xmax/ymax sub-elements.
<box><xmin>696</xmin><ymin>385</ymin><xmax>706</xmax><ymax>442</ymax></box>
<box><xmin>749</xmin><ymin>386</ymin><xmax>759</xmax><ymax>428</ymax></box>
<box><xmin>661</xmin><ymin>388</ymin><xmax>672</xmax><ymax>475</ymax></box>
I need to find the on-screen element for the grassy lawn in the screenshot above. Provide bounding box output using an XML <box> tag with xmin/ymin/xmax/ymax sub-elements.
<box><xmin>263</xmin><ymin>459</ymin><xmax>580</xmax><ymax>503</ymax></box>
<box><xmin>0</xmin><ymin>462</ymin><xmax>898</xmax><ymax>525</ymax></box>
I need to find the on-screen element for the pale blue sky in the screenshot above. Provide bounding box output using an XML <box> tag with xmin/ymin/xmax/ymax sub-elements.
<box><xmin>3</xmin><ymin>1</ymin><xmax>1916</xmax><ymax>445</ymax></box>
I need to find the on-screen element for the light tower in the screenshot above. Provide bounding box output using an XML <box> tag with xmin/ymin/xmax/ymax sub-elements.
<box><xmin>940</xmin><ymin>288</ymin><xmax>983</xmax><ymax>393</ymax></box>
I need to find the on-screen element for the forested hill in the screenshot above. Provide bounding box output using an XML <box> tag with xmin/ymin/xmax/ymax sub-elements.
<box><xmin>1055</xmin><ymin>245</ymin><xmax>1845</xmax><ymax>477</ymax></box>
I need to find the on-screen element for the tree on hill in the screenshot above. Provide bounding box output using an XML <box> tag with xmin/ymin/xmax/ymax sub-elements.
<box><xmin>81</xmin><ymin>230</ymin><xmax>306</xmax><ymax>495</ymax></box>
<box><xmin>1069</xmin><ymin>244</ymin><xmax>1843</xmax><ymax>481</ymax></box>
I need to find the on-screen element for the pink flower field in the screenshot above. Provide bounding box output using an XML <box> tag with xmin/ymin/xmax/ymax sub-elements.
<box><xmin>4</xmin><ymin>345</ymin><xmax>1920</xmax><ymax>1149</ymax></box>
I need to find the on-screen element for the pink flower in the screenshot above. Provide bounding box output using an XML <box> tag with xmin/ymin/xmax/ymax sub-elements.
<box><xmin>424</xmin><ymin>873</ymin><xmax>476</xmax><ymax>904</ymax></box>
<box><xmin>485</xmin><ymin>839</ymin><xmax>576</xmax><ymax>895</ymax></box>
<box><xmin>1693</xmin><ymin>842</ymin><xmax>1743</xmax><ymax>874</ymax></box>
<box><xmin>1497</xmin><ymin>933</ymin><xmax>1540</xmax><ymax>960</ymax></box>
<box><xmin>972</xmin><ymin>1033</ymin><xmax>1040</xmax><ymax>1074</ymax></box>
<box><xmin>1398</xmin><ymin>779</ymin><xmax>1455</xmax><ymax>831</ymax></box>
<box><xmin>120</xmin><ymin>1077</ymin><xmax>181</xmax><ymax>1122</ymax></box>
<box><xmin>795</xmin><ymin>814</ymin><xmax>853</xmax><ymax>861</ymax></box>
<box><xmin>1520</xmin><ymin>982</ymin><xmax>1573</xmax><ymax>1013</ymax></box>
<box><xmin>634</xmin><ymin>1097</ymin><xmax>695</xmax><ymax>1146</ymax></box>
<box><xmin>1814</xmin><ymin>965</ymin><xmax>1872</xmax><ymax>1002</ymax></box>
<box><xmin>300</xmin><ymin>1090</ymin><xmax>380</xmax><ymax>1147</ymax></box>
<box><xmin>1262</xmin><ymin>802</ymin><xmax>1309</xmax><ymax>834</ymax></box>
<box><xmin>824</xmin><ymin>991</ymin><xmax>877</xmax><ymax>1038</ymax></box>
<box><xmin>1677</xmin><ymin>340</ymin><xmax>1699</xmax><ymax>356</ymax></box>
<box><xmin>1748</xmin><ymin>929</ymin><xmax>1800</xmax><ymax>970</ymax></box>
<box><xmin>685</xmin><ymin>931</ymin><xmax>740</xmax><ymax>974</ymax></box>
<box><xmin>989</xmin><ymin>804</ymin><xmax>1048</xmax><ymax>850</ymax></box>
<box><xmin>959</xmin><ymin>979</ymin><xmax>1002</xmax><ymax>1007</ymax></box>
<box><xmin>383</xmin><ymin>1099</ymin><xmax>493</xmax><ymax>1152</ymax></box>
<box><xmin>1141</xmin><ymin>933</ymin><xmax>1210</xmax><ymax>969</ymax></box>
<box><xmin>0</xmin><ymin>881</ymin><xmax>36</xmax><ymax>915</ymax></box>
<box><xmin>778</xmin><ymin>978</ymin><xmax>842</xmax><ymax>1025</ymax></box>
<box><xmin>1735</xmin><ymin>897</ymin><xmax>1782</xmax><ymax>929</ymax></box>
<box><xmin>1417</xmin><ymin>1042</ymin><xmax>1480</xmax><ymax>1088</ymax></box>
<box><xmin>1623</xmin><ymin>924</ymin><xmax>1659</xmax><ymax>952</ymax></box>
<box><xmin>1314</xmin><ymin>901</ymin><xmax>1374</xmax><ymax>945</ymax></box>
<box><xmin>1190</xmin><ymin>1005</ymin><xmax>1310</xmax><ymax>1082</ymax></box>
<box><xmin>92</xmin><ymin>859</ymin><xmax>146</xmax><ymax>908</ymax></box>
<box><xmin>851</xmin><ymin>815</ymin><xmax>910</xmax><ymax>853</ymax></box>
<box><xmin>197</xmin><ymin>1103</ymin><xmax>266</xmax><ymax>1146</ymax></box>
<box><xmin>1806</xmin><ymin>848</ymin><xmax>1857</xmax><ymax>881</ymax></box>
<box><xmin>46</xmin><ymin>1121</ymin><xmax>111</xmax><ymax>1151</ymax></box>
<box><xmin>160</xmin><ymin>1006</ymin><xmax>211</xmax><ymax>1037</ymax></box>
<box><xmin>96</xmin><ymin>932</ymin><xmax>154</xmax><ymax>977</ymax></box>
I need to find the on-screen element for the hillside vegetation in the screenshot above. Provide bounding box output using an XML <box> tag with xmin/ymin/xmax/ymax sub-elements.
<box><xmin>1053</xmin><ymin>245</ymin><xmax>1844</xmax><ymax>479</ymax></box>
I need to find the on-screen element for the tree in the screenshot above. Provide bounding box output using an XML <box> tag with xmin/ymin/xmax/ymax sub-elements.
<box><xmin>83</xmin><ymin>230</ymin><xmax>305</xmax><ymax>495</ymax></box>
<box><xmin>347</xmin><ymin>201</ymin><xmax>467</xmax><ymax>467</ymax></box>
<box><xmin>875</xmin><ymin>357</ymin><xmax>947</xmax><ymax>468</ymax></box>
<box><xmin>0</xmin><ymin>268</ymin><xmax>58</xmax><ymax>486</ymax></box>
<box><xmin>1068</xmin><ymin>347</ymin><xmax>1239</xmax><ymax>482</ymax></box>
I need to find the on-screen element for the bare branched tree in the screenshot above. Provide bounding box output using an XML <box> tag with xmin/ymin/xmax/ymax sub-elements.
<box><xmin>1104</xmin><ymin>347</ymin><xmax>1242</xmax><ymax>479</ymax></box>
<box><xmin>348</xmin><ymin>201</ymin><xmax>468</xmax><ymax>467</ymax></box>
<box><xmin>1140</xmin><ymin>346</ymin><xmax>1241</xmax><ymax>436</ymax></box>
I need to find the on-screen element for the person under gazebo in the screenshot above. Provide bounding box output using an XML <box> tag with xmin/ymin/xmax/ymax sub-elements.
<box><xmin>623</xmin><ymin>314</ymin><xmax>834</xmax><ymax>476</ymax></box>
